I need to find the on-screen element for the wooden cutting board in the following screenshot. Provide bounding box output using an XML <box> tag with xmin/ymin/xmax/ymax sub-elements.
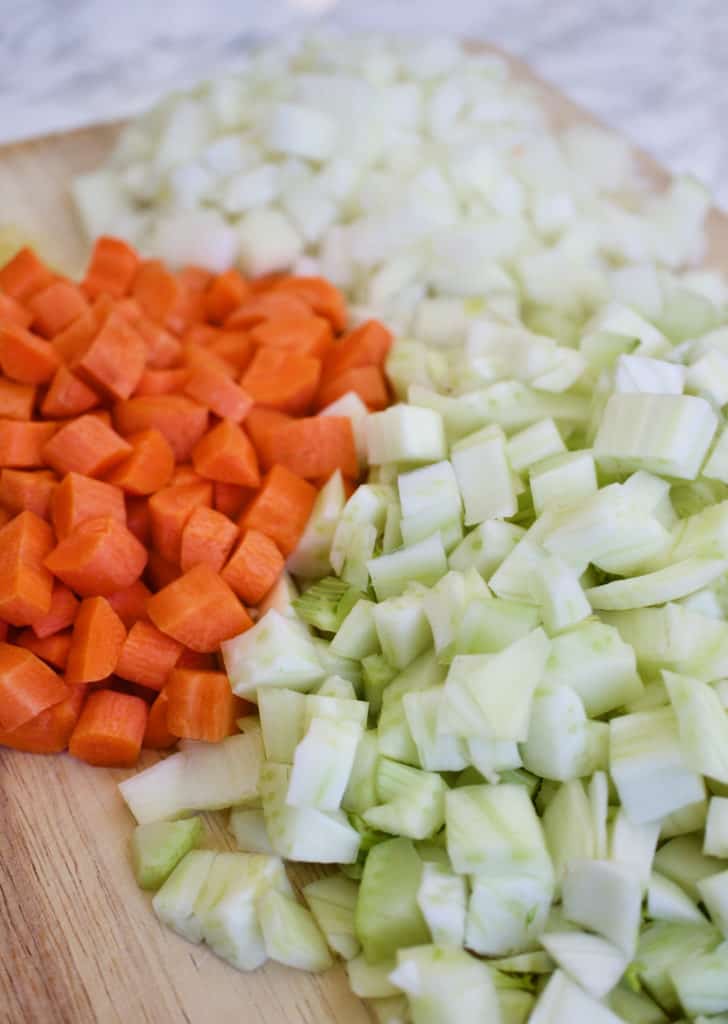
<box><xmin>2</xmin><ymin>43</ymin><xmax>728</xmax><ymax>1024</ymax></box>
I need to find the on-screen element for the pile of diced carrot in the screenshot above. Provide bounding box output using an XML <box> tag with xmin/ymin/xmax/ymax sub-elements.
<box><xmin>0</xmin><ymin>238</ymin><xmax>392</xmax><ymax>767</ymax></box>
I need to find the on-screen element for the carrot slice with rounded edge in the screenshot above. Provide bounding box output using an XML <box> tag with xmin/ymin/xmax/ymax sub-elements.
<box><xmin>249</xmin><ymin>314</ymin><xmax>333</xmax><ymax>359</ymax></box>
<box><xmin>146</xmin><ymin>550</ymin><xmax>182</xmax><ymax>590</ymax></box>
<box><xmin>105</xmin><ymin>428</ymin><xmax>176</xmax><ymax>496</ymax></box>
<box><xmin>183</xmin><ymin>366</ymin><xmax>253</xmax><ymax>423</ymax></box>
<box><xmin>0</xmin><ymin>685</ymin><xmax>84</xmax><ymax>754</ymax></box>
<box><xmin>238</xmin><ymin>464</ymin><xmax>316</xmax><ymax>557</ymax></box>
<box><xmin>27</xmin><ymin>281</ymin><xmax>89</xmax><ymax>339</ymax></box>
<box><xmin>0</xmin><ymin>469</ymin><xmax>56</xmax><ymax>520</ymax></box>
<box><xmin>0</xmin><ymin>323</ymin><xmax>61</xmax><ymax>384</ymax></box>
<box><xmin>0</xmin><ymin>420</ymin><xmax>58</xmax><ymax>468</ymax></box>
<box><xmin>31</xmin><ymin>584</ymin><xmax>79</xmax><ymax>639</ymax></box>
<box><xmin>169</xmin><ymin>465</ymin><xmax>206</xmax><ymax>487</ymax></box>
<box><xmin>0</xmin><ymin>643</ymin><xmax>69</xmax><ymax>731</ymax></box>
<box><xmin>244</xmin><ymin>407</ymin><xmax>293</xmax><ymax>469</ymax></box>
<box><xmin>241</xmin><ymin>347</ymin><xmax>321</xmax><ymax>415</ymax></box>
<box><xmin>273</xmin><ymin>276</ymin><xmax>347</xmax><ymax>333</ymax></box>
<box><xmin>106</xmin><ymin>579</ymin><xmax>151</xmax><ymax>630</ymax></box>
<box><xmin>115</xmin><ymin>620</ymin><xmax>183</xmax><ymax>691</ymax></box>
<box><xmin>42</xmin><ymin>365</ymin><xmax>100</xmax><ymax>419</ymax></box>
<box><xmin>317</xmin><ymin>365</ymin><xmax>389</xmax><ymax>411</ymax></box>
<box><xmin>72</xmin><ymin>311</ymin><xmax>146</xmax><ymax>401</ymax></box>
<box><xmin>0</xmin><ymin>292</ymin><xmax>33</xmax><ymax>329</ymax></box>
<box><xmin>82</xmin><ymin>236</ymin><xmax>139</xmax><ymax>299</ymax></box>
<box><xmin>0</xmin><ymin>510</ymin><xmax>54</xmax><ymax>626</ymax></box>
<box><xmin>142</xmin><ymin>689</ymin><xmax>178</xmax><ymax>749</ymax></box>
<box><xmin>0</xmin><ymin>248</ymin><xmax>54</xmax><ymax>301</ymax></box>
<box><xmin>45</xmin><ymin>516</ymin><xmax>148</xmax><ymax>597</ymax></box>
<box><xmin>165</xmin><ymin>669</ymin><xmax>242</xmax><ymax>742</ymax></box>
<box><xmin>132</xmin><ymin>260</ymin><xmax>182</xmax><ymax>326</ymax></box>
<box><xmin>180</xmin><ymin>506</ymin><xmax>238</xmax><ymax>573</ymax></box>
<box><xmin>0</xmin><ymin>377</ymin><xmax>35</xmax><ymax>420</ymax></box>
<box><xmin>224</xmin><ymin>292</ymin><xmax>310</xmax><ymax>330</ymax></box>
<box><xmin>69</xmin><ymin>689</ymin><xmax>147</xmax><ymax>767</ymax></box>
<box><xmin>65</xmin><ymin>596</ymin><xmax>127</xmax><ymax>685</ymax></box>
<box><xmin>42</xmin><ymin>414</ymin><xmax>131</xmax><ymax>477</ymax></box>
<box><xmin>205</xmin><ymin>269</ymin><xmax>250</xmax><ymax>324</ymax></box>
<box><xmin>51</xmin><ymin>472</ymin><xmax>126</xmax><ymax>540</ymax></box>
<box><xmin>113</xmin><ymin>395</ymin><xmax>208</xmax><ymax>463</ymax></box>
<box><xmin>148</xmin><ymin>481</ymin><xmax>213</xmax><ymax>565</ymax></box>
<box><xmin>207</xmin><ymin>331</ymin><xmax>255</xmax><ymax>373</ymax></box>
<box><xmin>321</xmin><ymin>319</ymin><xmax>393</xmax><ymax>384</ymax></box>
<box><xmin>222</xmin><ymin>529</ymin><xmax>284</xmax><ymax>606</ymax></box>
<box><xmin>17</xmin><ymin>628</ymin><xmax>73</xmax><ymax>671</ymax></box>
<box><xmin>147</xmin><ymin>563</ymin><xmax>253</xmax><ymax>653</ymax></box>
<box><xmin>182</xmin><ymin>341</ymin><xmax>236</xmax><ymax>378</ymax></box>
<box><xmin>134</xmin><ymin>368</ymin><xmax>189</xmax><ymax>397</ymax></box>
<box><xmin>256</xmin><ymin>415</ymin><xmax>359</xmax><ymax>480</ymax></box>
<box><xmin>191</xmin><ymin>419</ymin><xmax>260</xmax><ymax>487</ymax></box>
<box><xmin>214</xmin><ymin>482</ymin><xmax>254</xmax><ymax>519</ymax></box>
<box><xmin>135</xmin><ymin>317</ymin><xmax>182</xmax><ymax>370</ymax></box>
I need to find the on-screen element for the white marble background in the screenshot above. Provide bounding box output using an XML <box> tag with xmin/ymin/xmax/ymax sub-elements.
<box><xmin>2</xmin><ymin>1</ymin><xmax>728</xmax><ymax>206</ymax></box>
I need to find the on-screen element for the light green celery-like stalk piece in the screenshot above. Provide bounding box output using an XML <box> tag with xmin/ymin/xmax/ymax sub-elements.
<box><xmin>521</xmin><ymin>685</ymin><xmax>607</xmax><ymax>782</ymax></box>
<box><xmin>466</xmin><ymin>872</ymin><xmax>553</xmax><ymax>957</ymax></box>
<box><xmin>131</xmin><ymin>818</ymin><xmax>203</xmax><ymax>890</ymax></box>
<box><xmin>368</xmin><ymin>532</ymin><xmax>448</xmax><ymax>601</ymax></box>
<box><xmin>448</xmin><ymin>520</ymin><xmax>525</xmax><ymax>578</ymax></box>
<box><xmin>402</xmin><ymin>686</ymin><xmax>468</xmax><ymax>772</ymax></box>
<box><xmin>152</xmin><ymin>850</ymin><xmax>217</xmax><ymax>944</ymax></box>
<box><xmin>416</xmin><ymin>861</ymin><xmax>467</xmax><ymax>947</ymax></box>
<box><xmin>454</xmin><ymin>596</ymin><xmax>540</xmax><ymax>657</ymax></box>
<box><xmin>365</xmin><ymin>405</ymin><xmax>447</xmax><ymax>465</ymax></box>
<box><xmin>562</xmin><ymin>858</ymin><xmax>642</xmax><ymax>957</ymax></box>
<box><xmin>389</xmin><ymin>945</ymin><xmax>503</xmax><ymax>1024</ymax></box>
<box><xmin>287</xmin><ymin>716</ymin><xmax>363</xmax><ymax>811</ymax></box>
<box><xmin>373</xmin><ymin>588</ymin><xmax>433</xmax><ymax>670</ymax></box>
<box><xmin>286</xmin><ymin>469</ymin><xmax>346</xmax><ymax>579</ymax></box>
<box><xmin>506</xmin><ymin>418</ymin><xmax>566</xmax><ymax>473</ymax></box>
<box><xmin>540</xmin><ymin>931</ymin><xmax>628</xmax><ymax>1000</ymax></box>
<box><xmin>670</xmin><ymin>943</ymin><xmax>728</xmax><ymax>1018</ymax></box>
<box><xmin>529</xmin><ymin>450</ymin><xmax>597</xmax><ymax>516</ymax></box>
<box><xmin>355</xmin><ymin>837</ymin><xmax>430</xmax><ymax>964</ymax></box>
<box><xmin>647</xmin><ymin>871</ymin><xmax>706</xmax><ymax>923</ymax></box>
<box><xmin>221</xmin><ymin>609</ymin><xmax>324</xmax><ymax>698</ymax></box>
<box><xmin>303</xmin><ymin>874</ymin><xmax>360</xmax><ymax>961</ymax></box>
<box><xmin>636</xmin><ymin>920</ymin><xmax>722</xmax><ymax>1015</ymax></box>
<box><xmin>346</xmin><ymin>955</ymin><xmax>399</xmax><ymax>998</ymax></box>
<box><xmin>653</xmin><ymin>834</ymin><xmax>726</xmax><ymax>903</ymax></box>
<box><xmin>664</xmin><ymin>670</ymin><xmax>728</xmax><ymax>783</ymax></box>
<box><xmin>586</xmin><ymin>557</ymin><xmax>728</xmax><ymax>611</ymax></box>
<box><xmin>258</xmin><ymin>888</ymin><xmax>333</xmax><ymax>972</ymax></box>
<box><xmin>229</xmin><ymin>808</ymin><xmax>274</xmax><ymax>854</ymax></box>
<box><xmin>451</xmin><ymin>424</ymin><xmax>517</xmax><ymax>524</ymax></box>
<box><xmin>363</xmin><ymin>758</ymin><xmax>446</xmax><ymax>840</ymax></box>
<box><xmin>541</xmin><ymin>780</ymin><xmax>595</xmax><ymax>889</ymax></box>
<box><xmin>528</xmin><ymin>969</ymin><xmax>626</xmax><ymax>1024</ymax></box>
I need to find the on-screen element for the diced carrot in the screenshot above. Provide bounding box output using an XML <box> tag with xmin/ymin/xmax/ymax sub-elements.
<box><xmin>65</xmin><ymin>597</ymin><xmax>126</xmax><ymax>684</ymax></box>
<box><xmin>182</xmin><ymin>324</ymin><xmax>218</xmax><ymax>347</ymax></box>
<box><xmin>0</xmin><ymin>685</ymin><xmax>84</xmax><ymax>755</ymax></box>
<box><xmin>0</xmin><ymin>510</ymin><xmax>54</xmax><ymax>626</ymax></box>
<box><xmin>169</xmin><ymin>465</ymin><xmax>206</xmax><ymax>487</ymax></box>
<box><xmin>322</xmin><ymin>319</ymin><xmax>393</xmax><ymax>384</ymax></box>
<box><xmin>114</xmin><ymin>297</ymin><xmax>143</xmax><ymax>325</ymax></box>
<box><xmin>105</xmin><ymin>428</ymin><xmax>175</xmax><ymax>496</ymax></box>
<box><xmin>82</xmin><ymin>236</ymin><xmax>140</xmax><ymax>299</ymax></box>
<box><xmin>244</xmin><ymin>407</ymin><xmax>293</xmax><ymax>468</ymax></box>
<box><xmin>0</xmin><ymin>377</ymin><xmax>35</xmax><ymax>420</ymax></box>
<box><xmin>0</xmin><ymin>292</ymin><xmax>33</xmax><ymax>329</ymax></box>
<box><xmin>214</xmin><ymin>481</ymin><xmax>254</xmax><ymax>519</ymax></box>
<box><xmin>145</xmin><ymin>550</ymin><xmax>182</xmax><ymax>590</ymax></box>
<box><xmin>183</xmin><ymin>365</ymin><xmax>253</xmax><ymax>423</ymax></box>
<box><xmin>69</xmin><ymin>688</ymin><xmax>147</xmax><ymax>767</ymax></box>
<box><xmin>91</xmin><ymin>292</ymin><xmax>116</xmax><ymax>328</ymax></box>
<box><xmin>222</xmin><ymin>529</ymin><xmax>284</xmax><ymax>605</ymax></box>
<box><xmin>176</xmin><ymin>648</ymin><xmax>217</xmax><ymax>670</ymax></box>
<box><xmin>71</xmin><ymin>311</ymin><xmax>146</xmax><ymax>402</ymax></box>
<box><xmin>115</xmin><ymin>620</ymin><xmax>183</xmax><ymax>691</ymax></box>
<box><xmin>180</xmin><ymin>506</ymin><xmax>238</xmax><ymax>574</ymax></box>
<box><xmin>249</xmin><ymin>271</ymin><xmax>290</xmax><ymax>294</ymax></box>
<box><xmin>134</xmin><ymin>368</ymin><xmax>188</xmax><ymax>397</ymax></box>
<box><xmin>207</xmin><ymin>331</ymin><xmax>255</xmax><ymax>373</ymax></box>
<box><xmin>27</xmin><ymin>281</ymin><xmax>89</xmax><ymax>339</ymax></box>
<box><xmin>30</xmin><ymin>584</ymin><xmax>79</xmax><ymax>639</ymax></box>
<box><xmin>17</xmin><ymin>627</ymin><xmax>73</xmax><ymax>670</ymax></box>
<box><xmin>0</xmin><ymin>469</ymin><xmax>57</xmax><ymax>519</ymax></box>
<box><xmin>225</xmin><ymin>292</ymin><xmax>310</xmax><ymax>329</ymax></box>
<box><xmin>192</xmin><ymin>419</ymin><xmax>260</xmax><ymax>487</ymax></box>
<box><xmin>274</xmin><ymin>276</ymin><xmax>347</xmax><ymax>333</ymax></box>
<box><xmin>106</xmin><ymin>579</ymin><xmax>151</xmax><ymax>629</ymax></box>
<box><xmin>178</xmin><ymin>266</ymin><xmax>214</xmax><ymax>294</ymax></box>
<box><xmin>182</xmin><ymin>341</ymin><xmax>236</xmax><ymax>378</ymax></box>
<box><xmin>0</xmin><ymin>642</ymin><xmax>68</xmax><ymax>731</ymax></box>
<box><xmin>51</xmin><ymin>308</ymin><xmax>98</xmax><ymax>363</ymax></box>
<box><xmin>241</xmin><ymin>347</ymin><xmax>321</xmax><ymax>415</ymax></box>
<box><xmin>41</xmin><ymin>364</ymin><xmax>100</xmax><ymax>419</ymax></box>
<box><xmin>45</xmin><ymin>515</ymin><xmax>148</xmax><ymax>597</ymax></box>
<box><xmin>257</xmin><ymin>415</ymin><xmax>359</xmax><ymax>480</ymax></box>
<box><xmin>135</xmin><ymin>317</ymin><xmax>182</xmax><ymax>370</ymax></box>
<box><xmin>149</xmin><ymin>481</ymin><xmax>213</xmax><ymax>565</ymax></box>
<box><xmin>147</xmin><ymin>563</ymin><xmax>253</xmax><ymax>652</ymax></box>
<box><xmin>88</xmin><ymin>409</ymin><xmax>113</xmax><ymax>428</ymax></box>
<box><xmin>132</xmin><ymin>260</ymin><xmax>182</xmax><ymax>329</ymax></box>
<box><xmin>165</xmin><ymin>669</ymin><xmax>241</xmax><ymax>742</ymax></box>
<box><xmin>42</xmin><ymin>414</ymin><xmax>131</xmax><ymax>478</ymax></box>
<box><xmin>0</xmin><ymin>509</ymin><xmax>10</xmax><ymax>530</ymax></box>
<box><xmin>250</xmin><ymin>314</ymin><xmax>334</xmax><ymax>359</ymax></box>
<box><xmin>171</xmin><ymin>279</ymin><xmax>207</xmax><ymax>332</ymax></box>
<box><xmin>0</xmin><ymin>248</ymin><xmax>55</xmax><ymax>302</ymax></box>
<box><xmin>239</xmin><ymin>464</ymin><xmax>317</xmax><ymax>556</ymax></box>
<box><xmin>0</xmin><ymin>420</ymin><xmax>58</xmax><ymax>469</ymax></box>
<box><xmin>0</xmin><ymin>322</ymin><xmax>61</xmax><ymax>384</ymax></box>
<box><xmin>113</xmin><ymin>395</ymin><xmax>208</xmax><ymax>463</ymax></box>
<box><xmin>205</xmin><ymin>269</ymin><xmax>250</xmax><ymax>324</ymax></box>
<box><xmin>317</xmin><ymin>365</ymin><xmax>389</xmax><ymax>411</ymax></box>
<box><xmin>50</xmin><ymin>471</ymin><xmax>126</xmax><ymax>540</ymax></box>
<box><xmin>125</xmin><ymin>496</ymin><xmax>151</xmax><ymax>547</ymax></box>
<box><xmin>142</xmin><ymin>689</ymin><xmax>178</xmax><ymax>749</ymax></box>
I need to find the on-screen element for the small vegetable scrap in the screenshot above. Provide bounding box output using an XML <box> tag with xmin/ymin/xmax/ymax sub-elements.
<box><xmin>0</xmin><ymin>237</ymin><xmax>392</xmax><ymax>764</ymax></box>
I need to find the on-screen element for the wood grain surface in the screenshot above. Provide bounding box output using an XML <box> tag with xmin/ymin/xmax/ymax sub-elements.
<box><xmin>2</xmin><ymin>42</ymin><xmax>728</xmax><ymax>1024</ymax></box>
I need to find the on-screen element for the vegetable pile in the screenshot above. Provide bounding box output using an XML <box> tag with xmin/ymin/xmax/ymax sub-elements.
<box><xmin>0</xmin><ymin>238</ymin><xmax>392</xmax><ymax>763</ymax></box>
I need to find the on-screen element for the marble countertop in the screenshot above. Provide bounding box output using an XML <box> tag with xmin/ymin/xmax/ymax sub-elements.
<box><xmin>2</xmin><ymin>0</ymin><xmax>727</xmax><ymax>206</ymax></box>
